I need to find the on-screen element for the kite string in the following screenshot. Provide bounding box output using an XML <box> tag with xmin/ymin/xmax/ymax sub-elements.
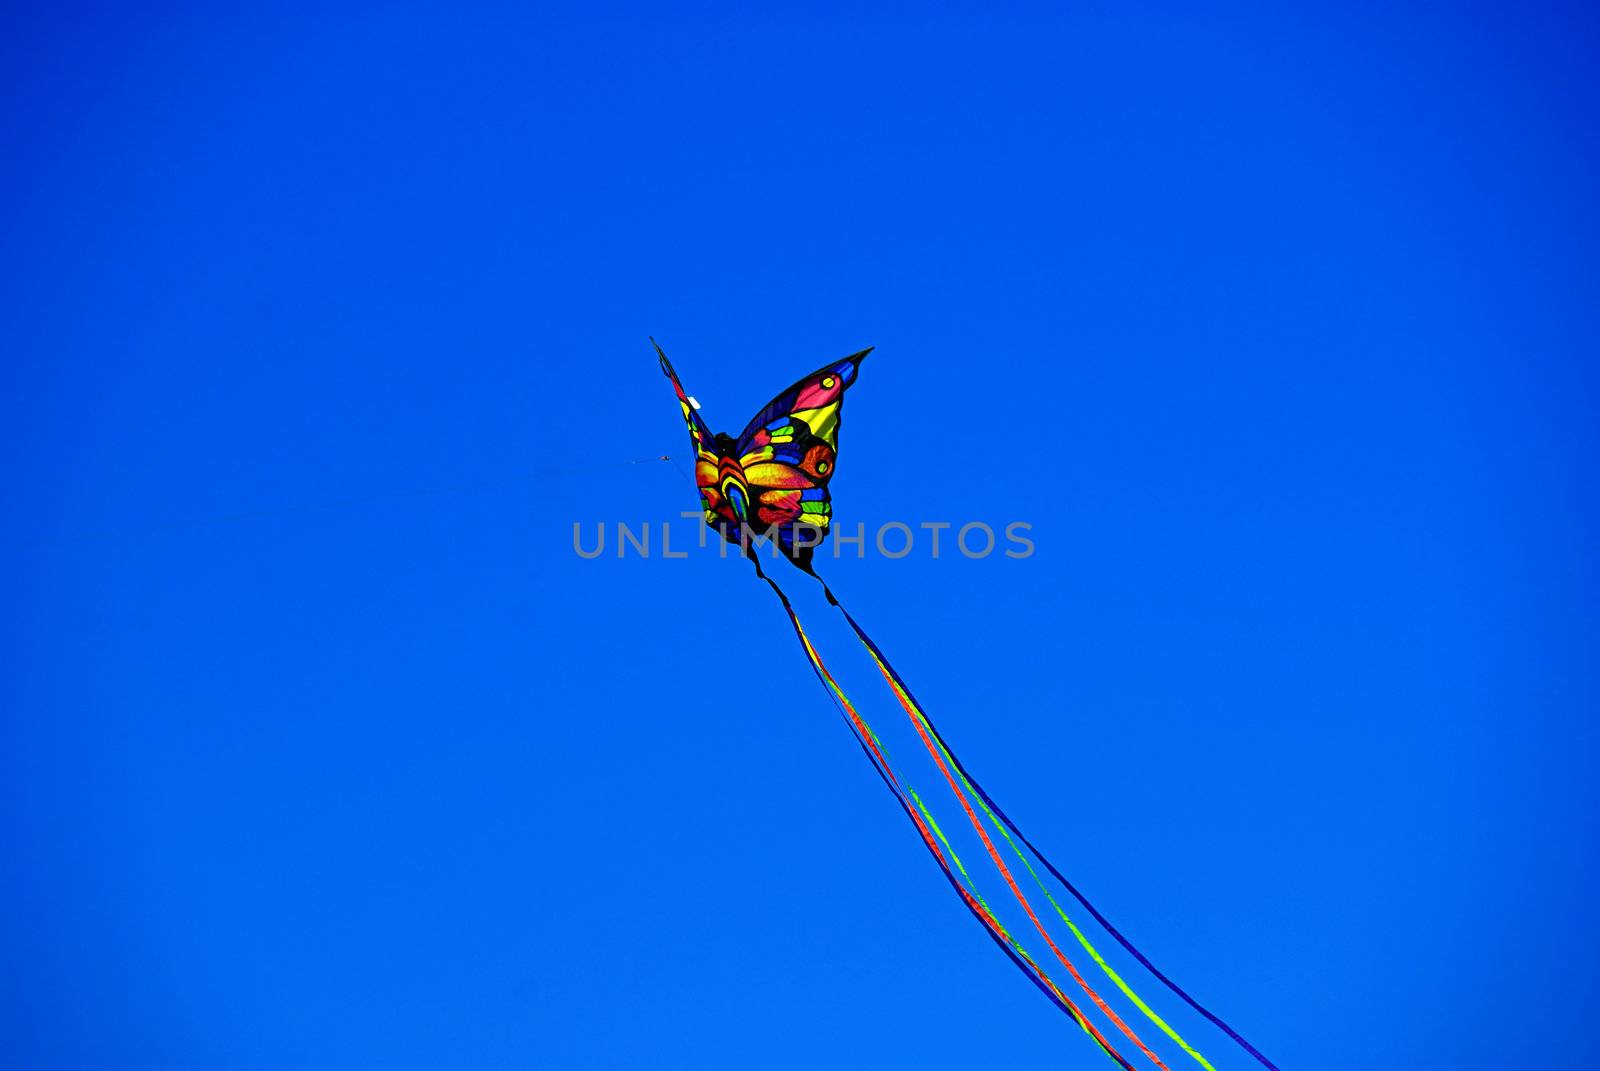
<box><xmin>752</xmin><ymin>563</ymin><xmax>1136</xmax><ymax>1070</ymax></box>
<box><xmin>815</xmin><ymin>580</ymin><xmax>1280</xmax><ymax>1071</ymax></box>
<box><xmin>832</xmin><ymin>594</ymin><xmax>1171</xmax><ymax>1071</ymax></box>
<box><xmin>933</xmin><ymin>721</ymin><xmax>1216</xmax><ymax>1071</ymax></box>
<box><xmin>844</xmin><ymin>601</ymin><xmax>1208</xmax><ymax>1071</ymax></box>
<box><xmin>33</xmin><ymin>455</ymin><xmax>680</xmax><ymax>550</ymax></box>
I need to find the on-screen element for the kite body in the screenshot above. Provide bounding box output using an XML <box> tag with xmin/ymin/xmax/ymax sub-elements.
<box><xmin>655</xmin><ymin>339</ymin><xmax>870</xmax><ymax>571</ymax></box>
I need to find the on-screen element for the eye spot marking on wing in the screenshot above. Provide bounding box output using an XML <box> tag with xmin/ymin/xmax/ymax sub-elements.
<box><xmin>799</xmin><ymin>443</ymin><xmax>836</xmax><ymax>480</ymax></box>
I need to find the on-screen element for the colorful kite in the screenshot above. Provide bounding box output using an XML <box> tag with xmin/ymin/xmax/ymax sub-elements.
<box><xmin>655</xmin><ymin>340</ymin><xmax>1279</xmax><ymax>1070</ymax></box>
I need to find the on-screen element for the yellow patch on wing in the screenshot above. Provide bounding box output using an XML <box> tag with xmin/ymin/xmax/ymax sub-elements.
<box><xmin>788</xmin><ymin>404</ymin><xmax>840</xmax><ymax>445</ymax></box>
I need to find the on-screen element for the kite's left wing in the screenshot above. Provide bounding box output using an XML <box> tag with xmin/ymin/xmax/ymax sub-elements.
<box><xmin>654</xmin><ymin>338</ymin><xmax>722</xmax><ymax>520</ymax></box>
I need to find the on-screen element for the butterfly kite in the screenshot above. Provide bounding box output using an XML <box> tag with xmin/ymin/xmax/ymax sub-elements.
<box><xmin>655</xmin><ymin>339</ymin><xmax>1279</xmax><ymax>1070</ymax></box>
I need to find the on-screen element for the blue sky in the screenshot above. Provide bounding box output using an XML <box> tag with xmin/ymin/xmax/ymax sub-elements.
<box><xmin>5</xmin><ymin>6</ymin><xmax>1597</xmax><ymax>1069</ymax></box>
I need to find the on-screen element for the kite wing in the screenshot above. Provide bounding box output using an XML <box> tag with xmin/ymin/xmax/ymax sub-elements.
<box><xmin>734</xmin><ymin>347</ymin><xmax>872</xmax><ymax>566</ymax></box>
<box><xmin>654</xmin><ymin>338</ymin><xmax>725</xmax><ymax>523</ymax></box>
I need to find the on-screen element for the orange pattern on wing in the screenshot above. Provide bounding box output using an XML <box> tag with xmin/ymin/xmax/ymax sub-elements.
<box><xmin>742</xmin><ymin>462</ymin><xmax>817</xmax><ymax>490</ymax></box>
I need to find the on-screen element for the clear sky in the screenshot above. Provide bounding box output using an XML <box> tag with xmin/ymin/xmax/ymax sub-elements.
<box><xmin>5</xmin><ymin>6</ymin><xmax>1597</xmax><ymax>1070</ymax></box>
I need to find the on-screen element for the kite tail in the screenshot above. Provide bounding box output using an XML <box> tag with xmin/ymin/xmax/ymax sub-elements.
<box><xmin>811</xmin><ymin>574</ymin><xmax>1281</xmax><ymax>1071</ymax></box>
<box><xmin>749</xmin><ymin>555</ymin><xmax>1139</xmax><ymax>1071</ymax></box>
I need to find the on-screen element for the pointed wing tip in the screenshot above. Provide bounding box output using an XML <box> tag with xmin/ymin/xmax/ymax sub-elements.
<box><xmin>841</xmin><ymin>346</ymin><xmax>873</xmax><ymax>374</ymax></box>
<box><xmin>652</xmin><ymin>336</ymin><xmax>676</xmax><ymax>378</ymax></box>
